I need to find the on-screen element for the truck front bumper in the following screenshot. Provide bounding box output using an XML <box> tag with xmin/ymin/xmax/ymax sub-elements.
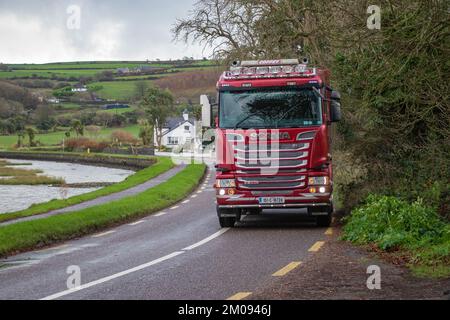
<box><xmin>216</xmin><ymin>190</ymin><xmax>332</xmax><ymax>212</ymax></box>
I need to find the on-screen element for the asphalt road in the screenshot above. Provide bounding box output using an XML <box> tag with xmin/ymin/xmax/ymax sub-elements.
<box><xmin>0</xmin><ymin>169</ymin><xmax>330</xmax><ymax>300</ymax></box>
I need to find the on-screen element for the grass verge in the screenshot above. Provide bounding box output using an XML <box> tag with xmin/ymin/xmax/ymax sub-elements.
<box><xmin>341</xmin><ymin>195</ymin><xmax>450</xmax><ymax>278</ymax></box>
<box><xmin>0</xmin><ymin>176</ymin><xmax>65</xmax><ymax>185</ymax></box>
<box><xmin>0</xmin><ymin>163</ymin><xmax>205</xmax><ymax>258</ymax></box>
<box><xmin>0</xmin><ymin>157</ymin><xmax>174</xmax><ymax>223</ymax></box>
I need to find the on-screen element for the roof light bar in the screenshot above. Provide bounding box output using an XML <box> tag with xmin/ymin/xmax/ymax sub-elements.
<box><xmin>240</xmin><ymin>59</ymin><xmax>299</xmax><ymax>67</ymax></box>
<box><xmin>224</xmin><ymin>62</ymin><xmax>316</xmax><ymax>80</ymax></box>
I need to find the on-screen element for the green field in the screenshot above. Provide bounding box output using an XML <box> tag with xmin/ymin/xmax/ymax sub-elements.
<box><xmin>0</xmin><ymin>69</ymin><xmax>105</xmax><ymax>79</ymax></box>
<box><xmin>0</xmin><ymin>125</ymin><xmax>140</xmax><ymax>149</ymax></box>
<box><xmin>102</xmin><ymin>106</ymin><xmax>136</xmax><ymax>114</ymax></box>
<box><xmin>88</xmin><ymin>80</ymin><xmax>154</xmax><ymax>101</ymax></box>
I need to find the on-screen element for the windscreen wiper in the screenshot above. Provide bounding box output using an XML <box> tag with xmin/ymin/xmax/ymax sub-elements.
<box><xmin>276</xmin><ymin>89</ymin><xmax>322</xmax><ymax>128</ymax></box>
<box><xmin>233</xmin><ymin>114</ymin><xmax>258</xmax><ymax>130</ymax></box>
<box><xmin>275</xmin><ymin>105</ymin><xmax>299</xmax><ymax>128</ymax></box>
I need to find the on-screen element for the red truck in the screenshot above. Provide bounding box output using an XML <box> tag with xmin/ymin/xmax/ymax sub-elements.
<box><xmin>202</xmin><ymin>59</ymin><xmax>342</xmax><ymax>228</ymax></box>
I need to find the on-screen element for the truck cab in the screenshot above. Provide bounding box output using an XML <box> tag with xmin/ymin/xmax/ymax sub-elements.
<box><xmin>202</xmin><ymin>59</ymin><xmax>342</xmax><ymax>228</ymax></box>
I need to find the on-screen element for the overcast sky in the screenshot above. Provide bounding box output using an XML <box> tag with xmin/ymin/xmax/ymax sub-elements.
<box><xmin>0</xmin><ymin>0</ymin><xmax>211</xmax><ymax>64</ymax></box>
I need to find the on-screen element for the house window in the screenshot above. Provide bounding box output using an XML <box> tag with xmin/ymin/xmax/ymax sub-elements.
<box><xmin>184</xmin><ymin>125</ymin><xmax>190</xmax><ymax>132</ymax></box>
<box><xmin>168</xmin><ymin>137</ymin><xmax>179</xmax><ymax>145</ymax></box>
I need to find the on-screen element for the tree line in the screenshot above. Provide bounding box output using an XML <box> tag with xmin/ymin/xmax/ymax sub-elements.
<box><xmin>173</xmin><ymin>0</ymin><xmax>449</xmax><ymax>215</ymax></box>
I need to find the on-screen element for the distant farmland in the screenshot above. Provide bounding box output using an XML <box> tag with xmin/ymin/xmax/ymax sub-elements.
<box><xmin>0</xmin><ymin>60</ymin><xmax>218</xmax><ymax>80</ymax></box>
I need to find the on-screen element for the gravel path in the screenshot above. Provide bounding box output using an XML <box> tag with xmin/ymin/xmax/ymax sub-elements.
<box><xmin>0</xmin><ymin>165</ymin><xmax>185</xmax><ymax>227</ymax></box>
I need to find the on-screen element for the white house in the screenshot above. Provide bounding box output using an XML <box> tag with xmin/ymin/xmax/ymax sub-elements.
<box><xmin>71</xmin><ymin>84</ymin><xmax>88</xmax><ymax>92</ymax></box>
<box><xmin>155</xmin><ymin>110</ymin><xmax>196</xmax><ymax>150</ymax></box>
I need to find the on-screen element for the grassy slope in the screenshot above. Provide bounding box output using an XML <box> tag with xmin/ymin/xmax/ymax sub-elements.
<box><xmin>0</xmin><ymin>156</ymin><xmax>174</xmax><ymax>223</ymax></box>
<box><xmin>0</xmin><ymin>164</ymin><xmax>206</xmax><ymax>258</ymax></box>
<box><xmin>342</xmin><ymin>195</ymin><xmax>450</xmax><ymax>278</ymax></box>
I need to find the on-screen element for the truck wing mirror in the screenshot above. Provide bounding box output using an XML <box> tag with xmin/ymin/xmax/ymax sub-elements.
<box><xmin>200</xmin><ymin>94</ymin><xmax>218</xmax><ymax>128</ymax></box>
<box><xmin>330</xmin><ymin>100</ymin><xmax>342</xmax><ymax>123</ymax></box>
<box><xmin>331</xmin><ymin>90</ymin><xmax>341</xmax><ymax>101</ymax></box>
<box><xmin>200</xmin><ymin>95</ymin><xmax>212</xmax><ymax>128</ymax></box>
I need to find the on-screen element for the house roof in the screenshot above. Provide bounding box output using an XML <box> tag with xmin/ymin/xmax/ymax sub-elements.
<box><xmin>164</xmin><ymin>116</ymin><xmax>193</xmax><ymax>130</ymax></box>
<box><xmin>161</xmin><ymin>115</ymin><xmax>194</xmax><ymax>137</ymax></box>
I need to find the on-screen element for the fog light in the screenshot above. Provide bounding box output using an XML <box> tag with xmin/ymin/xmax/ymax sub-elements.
<box><xmin>319</xmin><ymin>187</ymin><xmax>326</xmax><ymax>194</ymax></box>
<box><xmin>219</xmin><ymin>189</ymin><xmax>226</xmax><ymax>196</ymax></box>
<box><xmin>309</xmin><ymin>187</ymin><xmax>317</xmax><ymax>193</ymax></box>
<box><xmin>228</xmin><ymin>189</ymin><xmax>236</xmax><ymax>195</ymax></box>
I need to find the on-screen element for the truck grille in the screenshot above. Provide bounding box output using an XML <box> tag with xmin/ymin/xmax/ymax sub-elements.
<box><xmin>234</xmin><ymin>142</ymin><xmax>310</xmax><ymax>190</ymax></box>
<box><xmin>238</xmin><ymin>175</ymin><xmax>306</xmax><ymax>190</ymax></box>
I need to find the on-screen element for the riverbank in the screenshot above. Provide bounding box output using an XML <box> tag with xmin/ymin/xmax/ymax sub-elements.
<box><xmin>0</xmin><ymin>164</ymin><xmax>206</xmax><ymax>258</ymax></box>
<box><xmin>0</xmin><ymin>156</ymin><xmax>174</xmax><ymax>224</ymax></box>
<box><xmin>0</xmin><ymin>151</ymin><xmax>155</xmax><ymax>171</ymax></box>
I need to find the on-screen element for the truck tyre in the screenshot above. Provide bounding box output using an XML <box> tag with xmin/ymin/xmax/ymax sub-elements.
<box><xmin>219</xmin><ymin>217</ymin><xmax>236</xmax><ymax>228</ymax></box>
<box><xmin>217</xmin><ymin>207</ymin><xmax>237</xmax><ymax>228</ymax></box>
<box><xmin>316</xmin><ymin>213</ymin><xmax>332</xmax><ymax>227</ymax></box>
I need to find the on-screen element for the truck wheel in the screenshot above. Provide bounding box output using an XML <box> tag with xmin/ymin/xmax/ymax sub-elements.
<box><xmin>217</xmin><ymin>207</ymin><xmax>237</xmax><ymax>228</ymax></box>
<box><xmin>219</xmin><ymin>217</ymin><xmax>236</xmax><ymax>228</ymax></box>
<box><xmin>316</xmin><ymin>213</ymin><xmax>332</xmax><ymax>227</ymax></box>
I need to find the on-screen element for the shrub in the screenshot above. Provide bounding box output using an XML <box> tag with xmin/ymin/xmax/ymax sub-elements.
<box><xmin>111</xmin><ymin>130</ymin><xmax>139</xmax><ymax>146</ymax></box>
<box><xmin>65</xmin><ymin>137</ymin><xmax>109</xmax><ymax>152</ymax></box>
<box><xmin>343</xmin><ymin>195</ymin><xmax>448</xmax><ymax>250</ymax></box>
<box><xmin>342</xmin><ymin>195</ymin><xmax>450</xmax><ymax>275</ymax></box>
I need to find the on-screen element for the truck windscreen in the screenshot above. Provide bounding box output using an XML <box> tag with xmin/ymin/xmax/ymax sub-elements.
<box><xmin>219</xmin><ymin>88</ymin><xmax>322</xmax><ymax>129</ymax></box>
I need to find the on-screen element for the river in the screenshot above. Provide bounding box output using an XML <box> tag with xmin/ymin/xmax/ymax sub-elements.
<box><xmin>0</xmin><ymin>159</ymin><xmax>134</xmax><ymax>214</ymax></box>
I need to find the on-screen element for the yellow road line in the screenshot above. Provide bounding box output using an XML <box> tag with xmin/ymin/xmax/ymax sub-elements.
<box><xmin>226</xmin><ymin>292</ymin><xmax>252</xmax><ymax>300</ymax></box>
<box><xmin>325</xmin><ymin>228</ymin><xmax>333</xmax><ymax>236</ymax></box>
<box><xmin>272</xmin><ymin>262</ymin><xmax>302</xmax><ymax>277</ymax></box>
<box><xmin>309</xmin><ymin>241</ymin><xmax>325</xmax><ymax>252</ymax></box>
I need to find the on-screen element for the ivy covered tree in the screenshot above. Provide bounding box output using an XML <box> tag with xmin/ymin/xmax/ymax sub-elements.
<box><xmin>140</xmin><ymin>86</ymin><xmax>175</xmax><ymax>150</ymax></box>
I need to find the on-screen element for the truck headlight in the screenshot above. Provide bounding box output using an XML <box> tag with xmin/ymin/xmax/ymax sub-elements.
<box><xmin>297</xmin><ymin>131</ymin><xmax>316</xmax><ymax>141</ymax></box>
<box><xmin>308</xmin><ymin>176</ymin><xmax>329</xmax><ymax>185</ymax></box>
<box><xmin>216</xmin><ymin>179</ymin><xmax>236</xmax><ymax>188</ymax></box>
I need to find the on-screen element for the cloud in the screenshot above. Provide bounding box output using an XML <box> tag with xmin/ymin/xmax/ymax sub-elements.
<box><xmin>0</xmin><ymin>0</ymin><xmax>211</xmax><ymax>63</ymax></box>
<box><xmin>0</xmin><ymin>12</ymin><xmax>73</xmax><ymax>63</ymax></box>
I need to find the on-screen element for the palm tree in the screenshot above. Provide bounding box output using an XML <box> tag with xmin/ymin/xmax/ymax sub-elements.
<box><xmin>25</xmin><ymin>127</ymin><xmax>36</xmax><ymax>147</ymax></box>
<box><xmin>71</xmin><ymin>120</ymin><xmax>84</xmax><ymax>137</ymax></box>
